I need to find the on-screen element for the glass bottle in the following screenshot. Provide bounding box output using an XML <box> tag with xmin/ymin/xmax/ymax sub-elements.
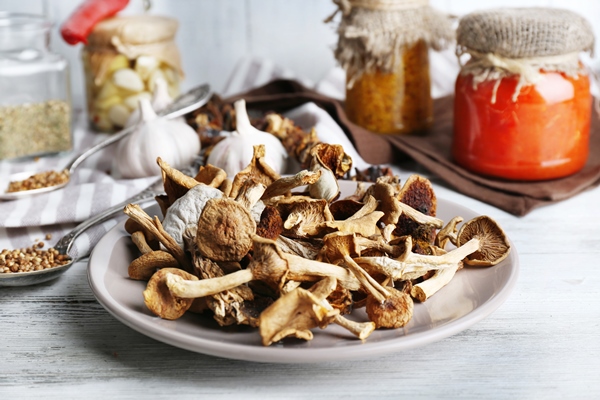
<box><xmin>0</xmin><ymin>12</ymin><xmax>72</xmax><ymax>160</ymax></box>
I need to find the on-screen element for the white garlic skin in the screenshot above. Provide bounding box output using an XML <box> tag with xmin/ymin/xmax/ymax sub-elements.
<box><xmin>206</xmin><ymin>99</ymin><xmax>287</xmax><ymax>177</ymax></box>
<box><xmin>114</xmin><ymin>98</ymin><xmax>200</xmax><ymax>179</ymax></box>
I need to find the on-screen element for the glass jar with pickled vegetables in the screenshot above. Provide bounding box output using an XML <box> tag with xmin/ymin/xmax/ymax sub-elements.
<box><xmin>82</xmin><ymin>15</ymin><xmax>183</xmax><ymax>132</ymax></box>
<box><xmin>329</xmin><ymin>0</ymin><xmax>453</xmax><ymax>135</ymax></box>
<box><xmin>453</xmin><ymin>8</ymin><xmax>595</xmax><ymax>181</ymax></box>
<box><xmin>0</xmin><ymin>12</ymin><xmax>72</xmax><ymax>160</ymax></box>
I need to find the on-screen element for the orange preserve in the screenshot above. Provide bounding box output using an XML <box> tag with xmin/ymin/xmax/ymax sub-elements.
<box><xmin>453</xmin><ymin>72</ymin><xmax>592</xmax><ymax>180</ymax></box>
<box><xmin>453</xmin><ymin>7</ymin><xmax>595</xmax><ymax>181</ymax></box>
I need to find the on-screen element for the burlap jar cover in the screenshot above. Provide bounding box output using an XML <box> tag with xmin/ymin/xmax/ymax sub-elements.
<box><xmin>329</xmin><ymin>0</ymin><xmax>454</xmax><ymax>85</ymax></box>
<box><xmin>82</xmin><ymin>15</ymin><xmax>184</xmax><ymax>132</ymax></box>
<box><xmin>456</xmin><ymin>8</ymin><xmax>595</xmax><ymax>102</ymax></box>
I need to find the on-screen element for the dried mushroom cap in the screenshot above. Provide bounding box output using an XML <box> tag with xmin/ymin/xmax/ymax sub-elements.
<box><xmin>261</xmin><ymin>170</ymin><xmax>322</xmax><ymax>200</ymax></box>
<box><xmin>258</xmin><ymin>279</ymin><xmax>339</xmax><ymax>346</ymax></box>
<box><xmin>366</xmin><ymin>284</ymin><xmax>414</xmax><ymax>329</ymax></box>
<box><xmin>321</xmin><ymin>210</ymin><xmax>384</xmax><ymax>238</ymax></box>
<box><xmin>143</xmin><ymin>268</ymin><xmax>198</xmax><ymax>320</ymax></box>
<box><xmin>128</xmin><ymin>250</ymin><xmax>179</xmax><ymax>281</ymax></box>
<box><xmin>435</xmin><ymin>216</ymin><xmax>464</xmax><ymax>249</ymax></box>
<box><xmin>157</xmin><ymin>157</ymin><xmax>200</xmax><ymax>207</ymax></box>
<box><xmin>230</xmin><ymin>144</ymin><xmax>281</xmax><ymax>199</ymax></box>
<box><xmin>369</xmin><ymin>182</ymin><xmax>402</xmax><ymax>226</ymax></box>
<box><xmin>397</xmin><ymin>175</ymin><xmax>437</xmax><ymax>217</ymax></box>
<box><xmin>309</xmin><ymin>143</ymin><xmax>352</xmax><ymax>179</ymax></box>
<box><xmin>194</xmin><ymin>164</ymin><xmax>227</xmax><ymax>188</ymax></box>
<box><xmin>329</xmin><ymin>199</ymin><xmax>365</xmax><ymax>220</ymax></box>
<box><xmin>456</xmin><ymin>216</ymin><xmax>511</xmax><ymax>266</ymax></box>
<box><xmin>234</xmin><ymin>179</ymin><xmax>266</xmax><ymax>210</ymax></box>
<box><xmin>196</xmin><ymin>197</ymin><xmax>256</xmax><ymax>262</ymax></box>
<box><xmin>161</xmin><ymin>184</ymin><xmax>223</xmax><ymax>251</ymax></box>
<box><xmin>256</xmin><ymin>205</ymin><xmax>284</xmax><ymax>240</ymax></box>
<box><xmin>277</xmin><ymin>197</ymin><xmax>333</xmax><ymax>238</ymax></box>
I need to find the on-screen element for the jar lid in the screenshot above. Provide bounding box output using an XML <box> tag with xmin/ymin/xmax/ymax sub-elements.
<box><xmin>457</xmin><ymin>8</ymin><xmax>594</xmax><ymax>58</ymax></box>
<box><xmin>87</xmin><ymin>15</ymin><xmax>179</xmax><ymax>47</ymax></box>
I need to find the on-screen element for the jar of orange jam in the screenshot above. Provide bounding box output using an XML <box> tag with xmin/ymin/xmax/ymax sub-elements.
<box><xmin>453</xmin><ymin>8</ymin><xmax>595</xmax><ymax>181</ymax></box>
<box><xmin>330</xmin><ymin>0</ymin><xmax>453</xmax><ymax>135</ymax></box>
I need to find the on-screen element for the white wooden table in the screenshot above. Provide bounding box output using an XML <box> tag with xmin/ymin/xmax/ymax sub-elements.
<box><xmin>2</xmin><ymin>164</ymin><xmax>599</xmax><ymax>399</ymax></box>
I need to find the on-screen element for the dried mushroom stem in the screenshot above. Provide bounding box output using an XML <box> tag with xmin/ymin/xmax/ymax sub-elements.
<box><xmin>131</xmin><ymin>231</ymin><xmax>154</xmax><ymax>254</ymax></box>
<box><xmin>333</xmin><ymin>314</ymin><xmax>376</xmax><ymax>340</ymax></box>
<box><xmin>395</xmin><ymin>201</ymin><xmax>444</xmax><ymax>228</ymax></box>
<box><xmin>355</xmin><ymin>237</ymin><xmax>482</xmax><ymax>281</ymax></box>
<box><xmin>166</xmin><ymin>237</ymin><xmax>361</xmax><ymax>299</ymax></box>
<box><xmin>435</xmin><ymin>216</ymin><xmax>463</xmax><ymax>249</ymax></box>
<box><xmin>411</xmin><ymin>263</ymin><xmax>461</xmax><ymax>302</ymax></box>
<box><xmin>123</xmin><ymin>204</ymin><xmax>192</xmax><ymax>271</ymax></box>
<box><xmin>234</xmin><ymin>180</ymin><xmax>266</xmax><ymax>210</ymax></box>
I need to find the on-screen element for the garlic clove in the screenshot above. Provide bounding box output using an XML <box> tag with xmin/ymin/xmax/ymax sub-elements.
<box><xmin>96</xmin><ymin>80</ymin><xmax>120</xmax><ymax>101</ymax></box>
<box><xmin>113</xmin><ymin>68</ymin><xmax>145</xmax><ymax>92</ymax></box>
<box><xmin>124</xmin><ymin>92</ymin><xmax>152</xmax><ymax>111</ymax></box>
<box><xmin>107</xmin><ymin>54</ymin><xmax>130</xmax><ymax>74</ymax></box>
<box><xmin>95</xmin><ymin>94</ymin><xmax>122</xmax><ymax>111</ymax></box>
<box><xmin>147</xmin><ymin>69</ymin><xmax>167</xmax><ymax>93</ymax></box>
<box><xmin>108</xmin><ymin>104</ymin><xmax>131</xmax><ymax>127</ymax></box>
<box><xmin>134</xmin><ymin>55</ymin><xmax>159</xmax><ymax>81</ymax></box>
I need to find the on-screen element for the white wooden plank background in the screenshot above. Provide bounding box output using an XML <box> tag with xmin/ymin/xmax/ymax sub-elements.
<box><xmin>1</xmin><ymin>0</ymin><xmax>599</xmax><ymax>105</ymax></box>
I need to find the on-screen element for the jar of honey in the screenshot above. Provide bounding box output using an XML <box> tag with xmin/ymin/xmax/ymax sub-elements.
<box><xmin>453</xmin><ymin>8</ymin><xmax>595</xmax><ymax>181</ymax></box>
<box><xmin>330</xmin><ymin>0</ymin><xmax>453</xmax><ymax>135</ymax></box>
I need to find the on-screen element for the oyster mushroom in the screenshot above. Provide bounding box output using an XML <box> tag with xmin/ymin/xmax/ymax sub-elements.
<box><xmin>195</xmin><ymin>197</ymin><xmax>256</xmax><ymax>262</ymax></box>
<box><xmin>164</xmin><ymin>236</ymin><xmax>361</xmax><ymax>299</ymax></box>
<box><xmin>143</xmin><ymin>268</ymin><xmax>199</xmax><ymax>320</ymax></box>
<box><xmin>276</xmin><ymin>197</ymin><xmax>334</xmax><ymax>238</ymax></box>
<box><xmin>456</xmin><ymin>215</ymin><xmax>511</xmax><ymax>266</ymax></box>
<box><xmin>258</xmin><ymin>280</ymin><xmax>339</xmax><ymax>346</ymax></box>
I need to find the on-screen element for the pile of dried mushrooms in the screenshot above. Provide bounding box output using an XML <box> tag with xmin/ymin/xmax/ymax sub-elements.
<box><xmin>123</xmin><ymin>143</ymin><xmax>511</xmax><ymax>346</ymax></box>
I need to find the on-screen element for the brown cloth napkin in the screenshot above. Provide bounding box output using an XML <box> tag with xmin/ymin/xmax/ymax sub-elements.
<box><xmin>228</xmin><ymin>79</ymin><xmax>600</xmax><ymax>216</ymax></box>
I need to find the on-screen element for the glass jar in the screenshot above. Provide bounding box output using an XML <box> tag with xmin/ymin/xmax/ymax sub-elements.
<box><xmin>453</xmin><ymin>8</ymin><xmax>594</xmax><ymax>181</ymax></box>
<box><xmin>82</xmin><ymin>15</ymin><xmax>183</xmax><ymax>133</ymax></box>
<box><xmin>331</xmin><ymin>0</ymin><xmax>453</xmax><ymax>136</ymax></box>
<box><xmin>0</xmin><ymin>12</ymin><xmax>72</xmax><ymax>160</ymax></box>
<box><xmin>453</xmin><ymin>71</ymin><xmax>592</xmax><ymax>181</ymax></box>
<box><xmin>345</xmin><ymin>40</ymin><xmax>433</xmax><ymax>135</ymax></box>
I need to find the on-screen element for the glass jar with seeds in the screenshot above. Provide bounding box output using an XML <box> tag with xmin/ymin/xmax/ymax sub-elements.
<box><xmin>0</xmin><ymin>12</ymin><xmax>72</xmax><ymax>160</ymax></box>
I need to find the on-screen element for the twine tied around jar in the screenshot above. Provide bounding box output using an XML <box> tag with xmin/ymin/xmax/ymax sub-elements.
<box><xmin>456</xmin><ymin>8</ymin><xmax>597</xmax><ymax>107</ymax></box>
<box><xmin>327</xmin><ymin>0</ymin><xmax>454</xmax><ymax>88</ymax></box>
<box><xmin>458</xmin><ymin>49</ymin><xmax>583</xmax><ymax>103</ymax></box>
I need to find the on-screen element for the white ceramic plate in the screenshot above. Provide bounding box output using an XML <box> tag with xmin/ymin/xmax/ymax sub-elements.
<box><xmin>88</xmin><ymin>181</ymin><xmax>519</xmax><ymax>363</ymax></box>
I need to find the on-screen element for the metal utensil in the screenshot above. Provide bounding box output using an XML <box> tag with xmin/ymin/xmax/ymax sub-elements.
<box><xmin>0</xmin><ymin>178</ymin><xmax>165</xmax><ymax>287</ymax></box>
<box><xmin>0</xmin><ymin>83</ymin><xmax>211</xmax><ymax>201</ymax></box>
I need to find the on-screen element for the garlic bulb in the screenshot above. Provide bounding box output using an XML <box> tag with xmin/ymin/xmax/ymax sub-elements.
<box><xmin>207</xmin><ymin>99</ymin><xmax>288</xmax><ymax>177</ymax></box>
<box><xmin>114</xmin><ymin>98</ymin><xmax>200</xmax><ymax>179</ymax></box>
<box><xmin>125</xmin><ymin>77</ymin><xmax>183</xmax><ymax>127</ymax></box>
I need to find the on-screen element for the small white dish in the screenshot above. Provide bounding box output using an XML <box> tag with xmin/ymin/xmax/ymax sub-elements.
<box><xmin>88</xmin><ymin>181</ymin><xmax>519</xmax><ymax>363</ymax></box>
